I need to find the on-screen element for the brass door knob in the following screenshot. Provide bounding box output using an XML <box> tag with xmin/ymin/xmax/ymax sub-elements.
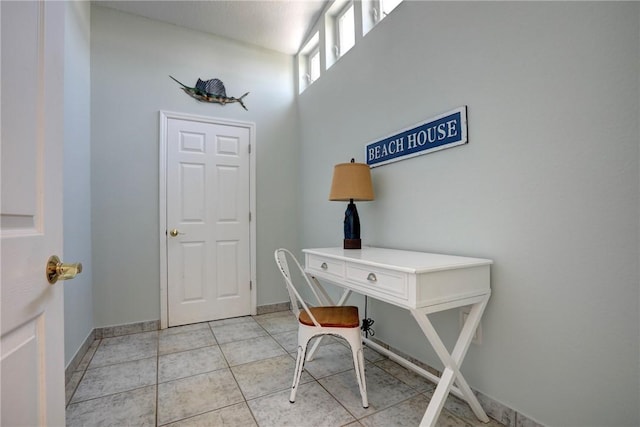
<box><xmin>169</xmin><ymin>229</ymin><xmax>180</xmax><ymax>237</ymax></box>
<box><xmin>46</xmin><ymin>255</ymin><xmax>82</xmax><ymax>284</ymax></box>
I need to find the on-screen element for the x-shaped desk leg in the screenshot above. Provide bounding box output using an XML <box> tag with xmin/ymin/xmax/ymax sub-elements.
<box><xmin>410</xmin><ymin>294</ymin><xmax>490</xmax><ymax>427</ymax></box>
<box><xmin>306</xmin><ymin>274</ymin><xmax>490</xmax><ymax>426</ymax></box>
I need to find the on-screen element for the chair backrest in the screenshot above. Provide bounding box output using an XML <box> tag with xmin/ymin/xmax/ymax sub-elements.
<box><xmin>274</xmin><ymin>248</ymin><xmax>324</xmax><ymax>327</ymax></box>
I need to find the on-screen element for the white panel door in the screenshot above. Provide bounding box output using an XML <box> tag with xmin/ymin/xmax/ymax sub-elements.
<box><xmin>1</xmin><ymin>1</ymin><xmax>66</xmax><ymax>425</ymax></box>
<box><xmin>166</xmin><ymin>118</ymin><xmax>251</xmax><ymax>326</ymax></box>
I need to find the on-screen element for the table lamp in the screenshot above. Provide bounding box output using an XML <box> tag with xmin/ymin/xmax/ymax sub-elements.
<box><xmin>329</xmin><ymin>159</ymin><xmax>375</xmax><ymax>249</ymax></box>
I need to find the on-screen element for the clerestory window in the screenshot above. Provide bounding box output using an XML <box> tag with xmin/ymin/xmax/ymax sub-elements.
<box><xmin>335</xmin><ymin>2</ymin><xmax>355</xmax><ymax>59</ymax></box>
<box><xmin>299</xmin><ymin>31</ymin><xmax>320</xmax><ymax>91</ymax></box>
<box><xmin>297</xmin><ymin>0</ymin><xmax>405</xmax><ymax>93</ymax></box>
<box><xmin>308</xmin><ymin>46</ymin><xmax>321</xmax><ymax>83</ymax></box>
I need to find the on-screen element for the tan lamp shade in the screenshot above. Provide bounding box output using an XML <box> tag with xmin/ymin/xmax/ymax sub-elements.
<box><xmin>329</xmin><ymin>161</ymin><xmax>375</xmax><ymax>201</ymax></box>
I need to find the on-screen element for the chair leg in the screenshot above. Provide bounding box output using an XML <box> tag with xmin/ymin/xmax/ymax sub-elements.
<box><xmin>352</xmin><ymin>346</ymin><xmax>369</xmax><ymax>408</ymax></box>
<box><xmin>290</xmin><ymin>343</ymin><xmax>307</xmax><ymax>403</ymax></box>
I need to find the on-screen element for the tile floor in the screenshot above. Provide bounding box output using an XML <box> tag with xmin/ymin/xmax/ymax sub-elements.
<box><xmin>65</xmin><ymin>310</ymin><xmax>505</xmax><ymax>427</ymax></box>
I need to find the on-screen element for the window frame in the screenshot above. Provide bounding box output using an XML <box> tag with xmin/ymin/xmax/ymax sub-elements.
<box><xmin>376</xmin><ymin>0</ymin><xmax>402</xmax><ymax>23</ymax></box>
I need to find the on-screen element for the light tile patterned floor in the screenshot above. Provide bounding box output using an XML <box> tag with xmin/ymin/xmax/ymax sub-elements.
<box><xmin>66</xmin><ymin>310</ymin><xmax>505</xmax><ymax>427</ymax></box>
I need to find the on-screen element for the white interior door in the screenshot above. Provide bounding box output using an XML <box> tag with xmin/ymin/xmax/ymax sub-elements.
<box><xmin>1</xmin><ymin>1</ymin><xmax>66</xmax><ymax>425</ymax></box>
<box><xmin>165</xmin><ymin>116</ymin><xmax>252</xmax><ymax>326</ymax></box>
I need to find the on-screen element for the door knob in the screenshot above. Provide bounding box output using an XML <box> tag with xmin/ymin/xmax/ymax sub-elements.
<box><xmin>46</xmin><ymin>255</ymin><xmax>82</xmax><ymax>284</ymax></box>
<box><xmin>169</xmin><ymin>229</ymin><xmax>183</xmax><ymax>237</ymax></box>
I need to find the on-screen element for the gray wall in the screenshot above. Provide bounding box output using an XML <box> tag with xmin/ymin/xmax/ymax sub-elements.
<box><xmin>297</xmin><ymin>2</ymin><xmax>639</xmax><ymax>426</ymax></box>
<box><xmin>90</xmin><ymin>6</ymin><xmax>298</xmax><ymax>327</ymax></box>
<box><xmin>64</xmin><ymin>0</ymin><xmax>93</xmax><ymax>367</ymax></box>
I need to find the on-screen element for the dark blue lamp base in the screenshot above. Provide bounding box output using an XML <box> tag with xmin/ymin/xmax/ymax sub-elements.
<box><xmin>343</xmin><ymin>200</ymin><xmax>361</xmax><ymax>250</ymax></box>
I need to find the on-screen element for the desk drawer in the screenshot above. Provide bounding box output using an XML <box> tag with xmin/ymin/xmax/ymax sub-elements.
<box><xmin>346</xmin><ymin>264</ymin><xmax>408</xmax><ymax>300</ymax></box>
<box><xmin>306</xmin><ymin>254</ymin><xmax>345</xmax><ymax>280</ymax></box>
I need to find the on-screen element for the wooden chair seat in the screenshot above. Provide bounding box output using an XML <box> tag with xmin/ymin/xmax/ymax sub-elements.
<box><xmin>298</xmin><ymin>306</ymin><xmax>360</xmax><ymax>328</ymax></box>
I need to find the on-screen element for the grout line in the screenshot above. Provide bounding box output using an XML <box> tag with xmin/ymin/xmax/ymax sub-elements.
<box><xmin>68</xmin><ymin>384</ymin><xmax>156</xmax><ymax>407</ymax></box>
<box><xmin>65</xmin><ymin>338</ymin><xmax>102</xmax><ymax>408</ymax></box>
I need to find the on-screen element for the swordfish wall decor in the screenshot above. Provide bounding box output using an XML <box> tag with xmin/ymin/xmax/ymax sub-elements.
<box><xmin>170</xmin><ymin>76</ymin><xmax>249</xmax><ymax>110</ymax></box>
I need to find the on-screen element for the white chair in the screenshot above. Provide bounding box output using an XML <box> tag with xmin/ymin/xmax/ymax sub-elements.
<box><xmin>274</xmin><ymin>248</ymin><xmax>368</xmax><ymax>408</ymax></box>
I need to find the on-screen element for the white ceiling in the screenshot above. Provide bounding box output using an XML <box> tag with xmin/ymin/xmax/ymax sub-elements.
<box><xmin>95</xmin><ymin>0</ymin><xmax>329</xmax><ymax>55</ymax></box>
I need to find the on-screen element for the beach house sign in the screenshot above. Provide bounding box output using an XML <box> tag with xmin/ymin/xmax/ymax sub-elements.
<box><xmin>365</xmin><ymin>106</ymin><xmax>468</xmax><ymax>167</ymax></box>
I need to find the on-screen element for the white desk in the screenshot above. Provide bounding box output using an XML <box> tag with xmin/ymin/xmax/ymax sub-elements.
<box><xmin>303</xmin><ymin>247</ymin><xmax>492</xmax><ymax>427</ymax></box>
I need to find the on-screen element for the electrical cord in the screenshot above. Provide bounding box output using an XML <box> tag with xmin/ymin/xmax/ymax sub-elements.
<box><xmin>361</xmin><ymin>296</ymin><xmax>375</xmax><ymax>337</ymax></box>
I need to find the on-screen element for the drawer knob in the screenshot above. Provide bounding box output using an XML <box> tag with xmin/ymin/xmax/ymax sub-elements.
<box><xmin>367</xmin><ymin>273</ymin><xmax>377</xmax><ymax>282</ymax></box>
<box><xmin>321</xmin><ymin>262</ymin><xmax>328</xmax><ymax>270</ymax></box>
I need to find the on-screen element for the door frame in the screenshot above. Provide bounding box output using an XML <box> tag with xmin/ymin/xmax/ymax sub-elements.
<box><xmin>159</xmin><ymin>110</ymin><xmax>257</xmax><ymax>329</ymax></box>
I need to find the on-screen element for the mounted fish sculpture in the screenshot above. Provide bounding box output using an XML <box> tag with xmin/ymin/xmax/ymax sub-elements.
<box><xmin>170</xmin><ymin>76</ymin><xmax>249</xmax><ymax>110</ymax></box>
